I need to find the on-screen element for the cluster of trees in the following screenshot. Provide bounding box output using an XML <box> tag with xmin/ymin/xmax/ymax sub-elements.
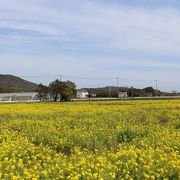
<box><xmin>86</xmin><ymin>86</ymin><xmax>164</xmax><ymax>98</ymax></box>
<box><xmin>0</xmin><ymin>87</ymin><xmax>13</xmax><ymax>93</ymax></box>
<box><xmin>37</xmin><ymin>79</ymin><xmax>76</xmax><ymax>101</ymax></box>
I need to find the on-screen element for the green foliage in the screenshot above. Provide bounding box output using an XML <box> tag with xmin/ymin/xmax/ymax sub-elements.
<box><xmin>49</xmin><ymin>79</ymin><xmax>76</xmax><ymax>101</ymax></box>
<box><xmin>117</xmin><ymin>130</ymin><xmax>137</xmax><ymax>143</ymax></box>
<box><xmin>86</xmin><ymin>86</ymin><xmax>164</xmax><ymax>97</ymax></box>
<box><xmin>0</xmin><ymin>74</ymin><xmax>37</xmax><ymax>92</ymax></box>
<box><xmin>37</xmin><ymin>83</ymin><xmax>49</xmax><ymax>101</ymax></box>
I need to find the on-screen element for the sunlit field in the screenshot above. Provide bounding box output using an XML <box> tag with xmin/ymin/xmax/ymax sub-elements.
<box><xmin>0</xmin><ymin>100</ymin><xmax>179</xmax><ymax>179</ymax></box>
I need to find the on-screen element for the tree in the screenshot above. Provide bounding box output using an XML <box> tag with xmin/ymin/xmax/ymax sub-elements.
<box><xmin>61</xmin><ymin>81</ymin><xmax>76</xmax><ymax>101</ymax></box>
<box><xmin>37</xmin><ymin>84</ymin><xmax>49</xmax><ymax>101</ymax></box>
<box><xmin>49</xmin><ymin>79</ymin><xmax>76</xmax><ymax>101</ymax></box>
<box><xmin>49</xmin><ymin>79</ymin><xmax>61</xmax><ymax>101</ymax></box>
<box><xmin>142</xmin><ymin>87</ymin><xmax>155</xmax><ymax>96</ymax></box>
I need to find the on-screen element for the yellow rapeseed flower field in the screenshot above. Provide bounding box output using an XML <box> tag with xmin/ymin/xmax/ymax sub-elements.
<box><xmin>0</xmin><ymin>100</ymin><xmax>179</xmax><ymax>179</ymax></box>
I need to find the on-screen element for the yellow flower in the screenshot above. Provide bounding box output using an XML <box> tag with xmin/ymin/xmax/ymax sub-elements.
<box><xmin>12</xmin><ymin>176</ymin><xmax>18</xmax><ymax>180</ymax></box>
<box><xmin>11</xmin><ymin>165</ymin><xmax>15</xmax><ymax>170</ymax></box>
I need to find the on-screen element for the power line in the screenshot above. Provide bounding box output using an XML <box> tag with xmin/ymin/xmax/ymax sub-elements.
<box><xmin>21</xmin><ymin>75</ymin><xmax>57</xmax><ymax>79</ymax></box>
<box><xmin>19</xmin><ymin>74</ymin><xmax>178</xmax><ymax>87</ymax></box>
<box><xmin>20</xmin><ymin>74</ymin><xmax>144</xmax><ymax>81</ymax></box>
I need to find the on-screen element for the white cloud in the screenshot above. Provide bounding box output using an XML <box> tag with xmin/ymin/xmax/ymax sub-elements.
<box><xmin>0</xmin><ymin>53</ymin><xmax>179</xmax><ymax>91</ymax></box>
<box><xmin>97</xmin><ymin>58</ymin><xmax>180</xmax><ymax>68</ymax></box>
<box><xmin>0</xmin><ymin>0</ymin><xmax>180</xmax><ymax>54</ymax></box>
<box><xmin>0</xmin><ymin>0</ymin><xmax>180</xmax><ymax>91</ymax></box>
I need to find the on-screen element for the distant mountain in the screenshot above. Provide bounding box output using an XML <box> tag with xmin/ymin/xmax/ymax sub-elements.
<box><xmin>0</xmin><ymin>74</ymin><xmax>38</xmax><ymax>93</ymax></box>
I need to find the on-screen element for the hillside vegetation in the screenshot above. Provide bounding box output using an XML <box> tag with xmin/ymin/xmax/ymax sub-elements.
<box><xmin>0</xmin><ymin>74</ymin><xmax>37</xmax><ymax>92</ymax></box>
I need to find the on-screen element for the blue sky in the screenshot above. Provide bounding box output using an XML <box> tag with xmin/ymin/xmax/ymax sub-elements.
<box><xmin>0</xmin><ymin>0</ymin><xmax>180</xmax><ymax>91</ymax></box>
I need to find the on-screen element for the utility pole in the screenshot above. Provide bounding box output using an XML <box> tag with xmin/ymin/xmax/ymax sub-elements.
<box><xmin>108</xmin><ymin>86</ymin><xmax>111</xmax><ymax>97</ymax></box>
<box><xmin>117</xmin><ymin>77</ymin><xmax>120</xmax><ymax>98</ymax></box>
<box><xmin>59</xmin><ymin>74</ymin><xmax>62</xmax><ymax>82</ymax></box>
<box><xmin>155</xmin><ymin>80</ymin><xmax>158</xmax><ymax>97</ymax></box>
<box><xmin>131</xmin><ymin>86</ymin><xmax>134</xmax><ymax>99</ymax></box>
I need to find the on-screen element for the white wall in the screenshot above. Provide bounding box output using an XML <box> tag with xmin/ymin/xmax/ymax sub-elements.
<box><xmin>77</xmin><ymin>91</ymin><xmax>88</xmax><ymax>98</ymax></box>
<box><xmin>0</xmin><ymin>92</ymin><xmax>38</xmax><ymax>101</ymax></box>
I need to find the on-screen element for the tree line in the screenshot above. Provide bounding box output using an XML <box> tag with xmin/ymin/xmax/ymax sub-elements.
<box><xmin>37</xmin><ymin>80</ymin><xmax>178</xmax><ymax>101</ymax></box>
<box><xmin>86</xmin><ymin>86</ymin><xmax>169</xmax><ymax>98</ymax></box>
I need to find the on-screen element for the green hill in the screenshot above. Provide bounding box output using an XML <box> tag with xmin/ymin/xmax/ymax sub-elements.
<box><xmin>0</xmin><ymin>74</ymin><xmax>38</xmax><ymax>93</ymax></box>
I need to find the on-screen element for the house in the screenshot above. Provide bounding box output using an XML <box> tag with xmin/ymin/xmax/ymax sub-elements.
<box><xmin>77</xmin><ymin>89</ymin><xmax>89</xmax><ymax>98</ymax></box>
<box><xmin>0</xmin><ymin>92</ymin><xmax>38</xmax><ymax>102</ymax></box>
<box><xmin>118</xmin><ymin>92</ymin><xmax>127</xmax><ymax>98</ymax></box>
